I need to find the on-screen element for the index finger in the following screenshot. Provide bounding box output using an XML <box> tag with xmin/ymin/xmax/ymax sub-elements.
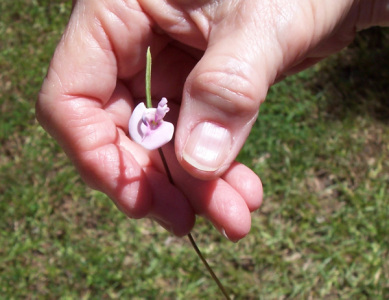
<box><xmin>36</xmin><ymin>0</ymin><xmax>166</xmax><ymax>218</ymax></box>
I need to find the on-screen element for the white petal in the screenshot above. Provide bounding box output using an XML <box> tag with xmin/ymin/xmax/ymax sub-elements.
<box><xmin>128</xmin><ymin>103</ymin><xmax>146</xmax><ymax>144</ymax></box>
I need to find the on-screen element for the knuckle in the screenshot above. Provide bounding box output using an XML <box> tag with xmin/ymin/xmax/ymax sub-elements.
<box><xmin>191</xmin><ymin>67</ymin><xmax>262</xmax><ymax>116</ymax></box>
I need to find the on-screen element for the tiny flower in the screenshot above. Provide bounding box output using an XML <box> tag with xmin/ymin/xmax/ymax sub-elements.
<box><xmin>129</xmin><ymin>97</ymin><xmax>174</xmax><ymax>150</ymax></box>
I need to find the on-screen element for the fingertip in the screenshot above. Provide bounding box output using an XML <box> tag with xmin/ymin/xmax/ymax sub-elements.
<box><xmin>153</xmin><ymin>216</ymin><xmax>195</xmax><ymax>237</ymax></box>
<box><xmin>222</xmin><ymin>162</ymin><xmax>263</xmax><ymax>212</ymax></box>
<box><xmin>199</xmin><ymin>180</ymin><xmax>253</xmax><ymax>242</ymax></box>
<box><xmin>112</xmin><ymin>178</ymin><xmax>153</xmax><ymax>219</ymax></box>
<box><xmin>218</xmin><ymin>205</ymin><xmax>252</xmax><ymax>242</ymax></box>
<box><xmin>145</xmin><ymin>168</ymin><xmax>196</xmax><ymax>236</ymax></box>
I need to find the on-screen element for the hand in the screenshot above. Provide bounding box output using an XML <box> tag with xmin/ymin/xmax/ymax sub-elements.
<box><xmin>36</xmin><ymin>0</ymin><xmax>386</xmax><ymax>241</ymax></box>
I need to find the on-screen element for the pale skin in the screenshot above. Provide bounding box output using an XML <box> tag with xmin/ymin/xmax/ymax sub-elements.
<box><xmin>37</xmin><ymin>0</ymin><xmax>388</xmax><ymax>241</ymax></box>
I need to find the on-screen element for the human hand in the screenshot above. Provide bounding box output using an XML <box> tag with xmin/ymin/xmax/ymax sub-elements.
<box><xmin>36</xmin><ymin>0</ymin><xmax>387</xmax><ymax>241</ymax></box>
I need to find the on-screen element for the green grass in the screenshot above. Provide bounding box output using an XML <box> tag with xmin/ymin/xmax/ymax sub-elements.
<box><xmin>1</xmin><ymin>1</ymin><xmax>389</xmax><ymax>299</ymax></box>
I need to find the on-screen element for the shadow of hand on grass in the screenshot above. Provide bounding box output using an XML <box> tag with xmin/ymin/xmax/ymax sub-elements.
<box><xmin>310</xmin><ymin>27</ymin><xmax>389</xmax><ymax>123</ymax></box>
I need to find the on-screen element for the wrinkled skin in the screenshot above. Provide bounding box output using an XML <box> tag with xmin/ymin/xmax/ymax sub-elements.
<box><xmin>36</xmin><ymin>0</ymin><xmax>386</xmax><ymax>241</ymax></box>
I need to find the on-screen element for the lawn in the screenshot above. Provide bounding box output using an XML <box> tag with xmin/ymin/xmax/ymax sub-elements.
<box><xmin>1</xmin><ymin>1</ymin><xmax>388</xmax><ymax>299</ymax></box>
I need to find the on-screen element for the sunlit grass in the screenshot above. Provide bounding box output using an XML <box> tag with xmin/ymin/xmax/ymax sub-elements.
<box><xmin>1</xmin><ymin>1</ymin><xmax>388</xmax><ymax>298</ymax></box>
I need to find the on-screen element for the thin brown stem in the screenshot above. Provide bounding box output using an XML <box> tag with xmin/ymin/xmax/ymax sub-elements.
<box><xmin>157</xmin><ymin>147</ymin><xmax>231</xmax><ymax>300</ymax></box>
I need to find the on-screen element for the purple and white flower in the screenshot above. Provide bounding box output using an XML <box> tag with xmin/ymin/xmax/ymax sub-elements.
<box><xmin>128</xmin><ymin>97</ymin><xmax>174</xmax><ymax>150</ymax></box>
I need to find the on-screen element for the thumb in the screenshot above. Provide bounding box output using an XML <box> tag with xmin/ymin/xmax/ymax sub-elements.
<box><xmin>175</xmin><ymin>29</ymin><xmax>275</xmax><ymax>179</ymax></box>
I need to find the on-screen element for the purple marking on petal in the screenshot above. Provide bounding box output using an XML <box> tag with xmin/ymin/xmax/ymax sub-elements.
<box><xmin>139</xmin><ymin>122</ymin><xmax>174</xmax><ymax>150</ymax></box>
<box><xmin>142</xmin><ymin>108</ymin><xmax>157</xmax><ymax>126</ymax></box>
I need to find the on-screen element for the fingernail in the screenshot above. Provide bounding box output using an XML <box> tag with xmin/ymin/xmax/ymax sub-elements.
<box><xmin>221</xmin><ymin>228</ymin><xmax>229</xmax><ymax>239</ymax></box>
<box><xmin>183</xmin><ymin>122</ymin><xmax>231</xmax><ymax>172</ymax></box>
<box><xmin>221</xmin><ymin>228</ymin><xmax>238</xmax><ymax>243</ymax></box>
<box><xmin>153</xmin><ymin>217</ymin><xmax>174</xmax><ymax>234</ymax></box>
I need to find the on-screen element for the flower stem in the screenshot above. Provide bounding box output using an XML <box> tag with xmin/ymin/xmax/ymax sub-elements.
<box><xmin>145</xmin><ymin>47</ymin><xmax>152</xmax><ymax>109</ymax></box>
<box><xmin>157</xmin><ymin>148</ymin><xmax>232</xmax><ymax>300</ymax></box>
